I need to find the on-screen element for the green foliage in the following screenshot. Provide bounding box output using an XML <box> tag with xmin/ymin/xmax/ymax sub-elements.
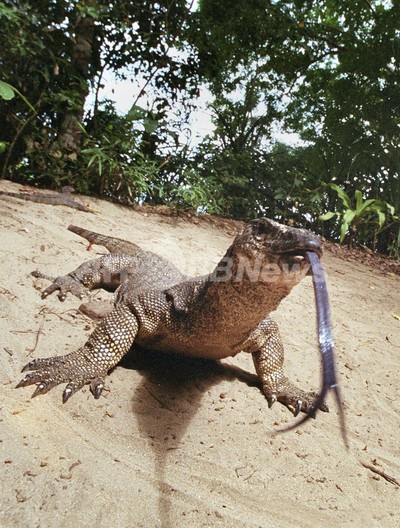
<box><xmin>388</xmin><ymin>226</ymin><xmax>400</xmax><ymax>258</ymax></box>
<box><xmin>191</xmin><ymin>0</ymin><xmax>400</xmax><ymax>254</ymax></box>
<box><xmin>157</xmin><ymin>167</ymin><xmax>226</xmax><ymax>215</ymax></box>
<box><xmin>0</xmin><ymin>81</ymin><xmax>14</xmax><ymax>153</ymax></box>
<box><xmin>0</xmin><ymin>1</ymin><xmax>399</xmax><ymax>256</ymax></box>
<box><xmin>0</xmin><ymin>80</ymin><xmax>14</xmax><ymax>101</ymax></box>
<box><xmin>319</xmin><ymin>184</ymin><xmax>397</xmax><ymax>248</ymax></box>
<box><xmin>263</xmin><ymin>142</ymin><xmax>325</xmax><ymax>228</ymax></box>
<box><xmin>0</xmin><ymin>0</ymin><xmax>197</xmax><ymax>194</ymax></box>
<box><xmin>0</xmin><ymin>80</ymin><xmax>35</xmax><ymax>111</ymax></box>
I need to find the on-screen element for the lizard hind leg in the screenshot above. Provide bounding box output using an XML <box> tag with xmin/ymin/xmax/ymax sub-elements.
<box><xmin>251</xmin><ymin>318</ymin><xmax>329</xmax><ymax>417</ymax></box>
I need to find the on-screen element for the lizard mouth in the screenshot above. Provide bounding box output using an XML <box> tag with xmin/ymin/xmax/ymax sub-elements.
<box><xmin>288</xmin><ymin>252</ymin><xmax>307</xmax><ymax>263</ymax></box>
<box><xmin>276</xmin><ymin>248</ymin><xmax>322</xmax><ymax>275</ymax></box>
<box><xmin>280</xmin><ymin>247</ymin><xmax>322</xmax><ymax>261</ymax></box>
<box><xmin>268</xmin><ymin>234</ymin><xmax>323</xmax><ymax>260</ymax></box>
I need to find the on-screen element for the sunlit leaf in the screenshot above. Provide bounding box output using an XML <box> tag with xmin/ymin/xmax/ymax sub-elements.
<box><xmin>319</xmin><ymin>211</ymin><xmax>337</xmax><ymax>221</ymax></box>
<box><xmin>0</xmin><ymin>80</ymin><xmax>15</xmax><ymax>100</ymax></box>
<box><xmin>354</xmin><ymin>189</ymin><xmax>363</xmax><ymax>211</ymax></box>
<box><xmin>330</xmin><ymin>184</ymin><xmax>352</xmax><ymax>209</ymax></box>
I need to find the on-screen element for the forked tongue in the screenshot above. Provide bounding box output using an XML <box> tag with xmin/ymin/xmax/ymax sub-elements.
<box><xmin>281</xmin><ymin>251</ymin><xmax>348</xmax><ymax>448</ymax></box>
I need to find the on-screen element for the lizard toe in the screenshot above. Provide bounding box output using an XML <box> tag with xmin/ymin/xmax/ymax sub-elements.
<box><xmin>63</xmin><ymin>380</ymin><xmax>87</xmax><ymax>403</ymax></box>
<box><xmin>267</xmin><ymin>393</ymin><xmax>277</xmax><ymax>408</ymax></box>
<box><xmin>31</xmin><ymin>379</ymin><xmax>60</xmax><ymax>398</ymax></box>
<box><xmin>90</xmin><ymin>378</ymin><xmax>105</xmax><ymax>399</ymax></box>
<box><xmin>41</xmin><ymin>282</ymin><xmax>63</xmax><ymax>300</ymax></box>
<box><xmin>21</xmin><ymin>356</ymin><xmax>64</xmax><ymax>372</ymax></box>
<box><xmin>262</xmin><ymin>383</ymin><xmax>329</xmax><ymax>418</ymax></box>
<box><xmin>293</xmin><ymin>399</ymin><xmax>302</xmax><ymax>417</ymax></box>
<box><xmin>301</xmin><ymin>392</ymin><xmax>329</xmax><ymax>415</ymax></box>
<box><xmin>17</xmin><ymin>339</ymin><xmax>118</xmax><ymax>401</ymax></box>
<box><xmin>41</xmin><ymin>276</ymin><xmax>88</xmax><ymax>301</ymax></box>
<box><xmin>16</xmin><ymin>371</ymin><xmax>50</xmax><ymax>388</ymax></box>
<box><xmin>318</xmin><ymin>400</ymin><xmax>329</xmax><ymax>413</ymax></box>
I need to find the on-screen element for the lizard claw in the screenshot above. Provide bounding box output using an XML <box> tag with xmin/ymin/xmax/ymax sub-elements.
<box><xmin>21</xmin><ymin>356</ymin><xmax>62</xmax><ymax>372</ymax></box>
<box><xmin>63</xmin><ymin>380</ymin><xmax>86</xmax><ymax>403</ymax></box>
<box><xmin>267</xmin><ymin>394</ymin><xmax>277</xmax><ymax>408</ymax></box>
<box><xmin>90</xmin><ymin>379</ymin><xmax>104</xmax><ymax>399</ymax></box>
<box><xmin>293</xmin><ymin>399</ymin><xmax>302</xmax><ymax>417</ymax></box>
<box><xmin>16</xmin><ymin>372</ymin><xmax>42</xmax><ymax>388</ymax></box>
<box><xmin>17</xmin><ymin>349</ymin><xmax>109</xmax><ymax>402</ymax></box>
<box><xmin>261</xmin><ymin>383</ymin><xmax>329</xmax><ymax>416</ymax></box>
<box><xmin>34</xmin><ymin>274</ymin><xmax>88</xmax><ymax>301</ymax></box>
<box><xmin>318</xmin><ymin>401</ymin><xmax>329</xmax><ymax>413</ymax></box>
<box><xmin>17</xmin><ymin>306</ymin><xmax>137</xmax><ymax>403</ymax></box>
<box><xmin>31</xmin><ymin>379</ymin><xmax>59</xmax><ymax>398</ymax></box>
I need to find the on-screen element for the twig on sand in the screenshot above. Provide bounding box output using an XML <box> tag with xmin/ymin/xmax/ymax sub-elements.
<box><xmin>361</xmin><ymin>461</ymin><xmax>400</xmax><ymax>487</ymax></box>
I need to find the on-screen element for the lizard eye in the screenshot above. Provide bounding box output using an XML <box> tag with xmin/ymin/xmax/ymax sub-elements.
<box><xmin>252</xmin><ymin>219</ymin><xmax>273</xmax><ymax>241</ymax></box>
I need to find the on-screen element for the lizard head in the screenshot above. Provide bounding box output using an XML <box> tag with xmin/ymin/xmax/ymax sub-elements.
<box><xmin>247</xmin><ymin>217</ymin><xmax>322</xmax><ymax>258</ymax></box>
<box><xmin>217</xmin><ymin>218</ymin><xmax>322</xmax><ymax>287</ymax></box>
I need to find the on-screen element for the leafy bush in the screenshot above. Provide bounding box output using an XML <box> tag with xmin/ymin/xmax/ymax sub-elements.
<box><xmin>319</xmin><ymin>184</ymin><xmax>398</xmax><ymax>249</ymax></box>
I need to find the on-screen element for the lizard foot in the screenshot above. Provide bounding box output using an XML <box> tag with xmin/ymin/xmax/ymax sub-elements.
<box><xmin>32</xmin><ymin>271</ymin><xmax>88</xmax><ymax>301</ymax></box>
<box><xmin>16</xmin><ymin>351</ymin><xmax>107</xmax><ymax>402</ymax></box>
<box><xmin>263</xmin><ymin>384</ymin><xmax>329</xmax><ymax>417</ymax></box>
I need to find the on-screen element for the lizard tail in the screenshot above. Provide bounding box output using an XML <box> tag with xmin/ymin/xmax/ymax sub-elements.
<box><xmin>68</xmin><ymin>225</ymin><xmax>141</xmax><ymax>256</ymax></box>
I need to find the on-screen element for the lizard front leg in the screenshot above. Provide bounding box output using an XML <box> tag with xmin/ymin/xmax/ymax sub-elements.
<box><xmin>32</xmin><ymin>254</ymin><xmax>139</xmax><ymax>301</ymax></box>
<box><xmin>16</xmin><ymin>305</ymin><xmax>138</xmax><ymax>402</ymax></box>
<box><xmin>251</xmin><ymin>317</ymin><xmax>328</xmax><ymax>416</ymax></box>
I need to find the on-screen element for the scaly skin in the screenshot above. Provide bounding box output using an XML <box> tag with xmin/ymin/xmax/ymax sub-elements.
<box><xmin>18</xmin><ymin>218</ymin><xmax>328</xmax><ymax>417</ymax></box>
<box><xmin>0</xmin><ymin>189</ymin><xmax>93</xmax><ymax>212</ymax></box>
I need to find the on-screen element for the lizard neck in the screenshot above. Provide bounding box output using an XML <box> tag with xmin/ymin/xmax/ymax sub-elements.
<box><xmin>187</xmin><ymin>253</ymin><xmax>307</xmax><ymax>339</ymax></box>
<box><xmin>201</xmin><ymin>274</ymin><xmax>298</xmax><ymax>324</ymax></box>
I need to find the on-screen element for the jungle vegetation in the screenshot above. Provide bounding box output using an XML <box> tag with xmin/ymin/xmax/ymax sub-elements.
<box><xmin>0</xmin><ymin>0</ymin><xmax>399</xmax><ymax>254</ymax></box>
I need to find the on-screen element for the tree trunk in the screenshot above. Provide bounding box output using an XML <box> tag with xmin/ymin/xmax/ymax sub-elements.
<box><xmin>58</xmin><ymin>15</ymin><xmax>95</xmax><ymax>153</ymax></box>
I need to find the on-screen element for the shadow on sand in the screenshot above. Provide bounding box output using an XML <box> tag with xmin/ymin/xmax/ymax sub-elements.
<box><xmin>119</xmin><ymin>348</ymin><xmax>260</xmax><ymax>527</ymax></box>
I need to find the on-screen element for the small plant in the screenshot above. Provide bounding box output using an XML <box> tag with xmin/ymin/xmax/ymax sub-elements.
<box><xmin>388</xmin><ymin>225</ymin><xmax>400</xmax><ymax>258</ymax></box>
<box><xmin>319</xmin><ymin>184</ymin><xmax>397</xmax><ymax>248</ymax></box>
<box><xmin>166</xmin><ymin>169</ymin><xmax>225</xmax><ymax>215</ymax></box>
<box><xmin>0</xmin><ymin>80</ymin><xmax>35</xmax><ymax>110</ymax></box>
<box><xmin>0</xmin><ymin>80</ymin><xmax>36</xmax><ymax>176</ymax></box>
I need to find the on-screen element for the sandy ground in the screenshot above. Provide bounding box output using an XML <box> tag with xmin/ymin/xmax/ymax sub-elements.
<box><xmin>1</xmin><ymin>181</ymin><xmax>399</xmax><ymax>528</ymax></box>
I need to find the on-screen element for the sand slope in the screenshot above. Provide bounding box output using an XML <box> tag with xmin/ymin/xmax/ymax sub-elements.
<box><xmin>1</xmin><ymin>181</ymin><xmax>399</xmax><ymax>527</ymax></box>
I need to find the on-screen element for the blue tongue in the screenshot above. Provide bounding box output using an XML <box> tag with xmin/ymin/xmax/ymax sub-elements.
<box><xmin>306</xmin><ymin>251</ymin><xmax>348</xmax><ymax>448</ymax></box>
<box><xmin>279</xmin><ymin>251</ymin><xmax>348</xmax><ymax>448</ymax></box>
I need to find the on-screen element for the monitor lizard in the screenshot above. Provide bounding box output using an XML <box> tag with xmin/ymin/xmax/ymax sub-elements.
<box><xmin>17</xmin><ymin>218</ymin><xmax>340</xmax><ymax>428</ymax></box>
<box><xmin>0</xmin><ymin>186</ymin><xmax>93</xmax><ymax>212</ymax></box>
